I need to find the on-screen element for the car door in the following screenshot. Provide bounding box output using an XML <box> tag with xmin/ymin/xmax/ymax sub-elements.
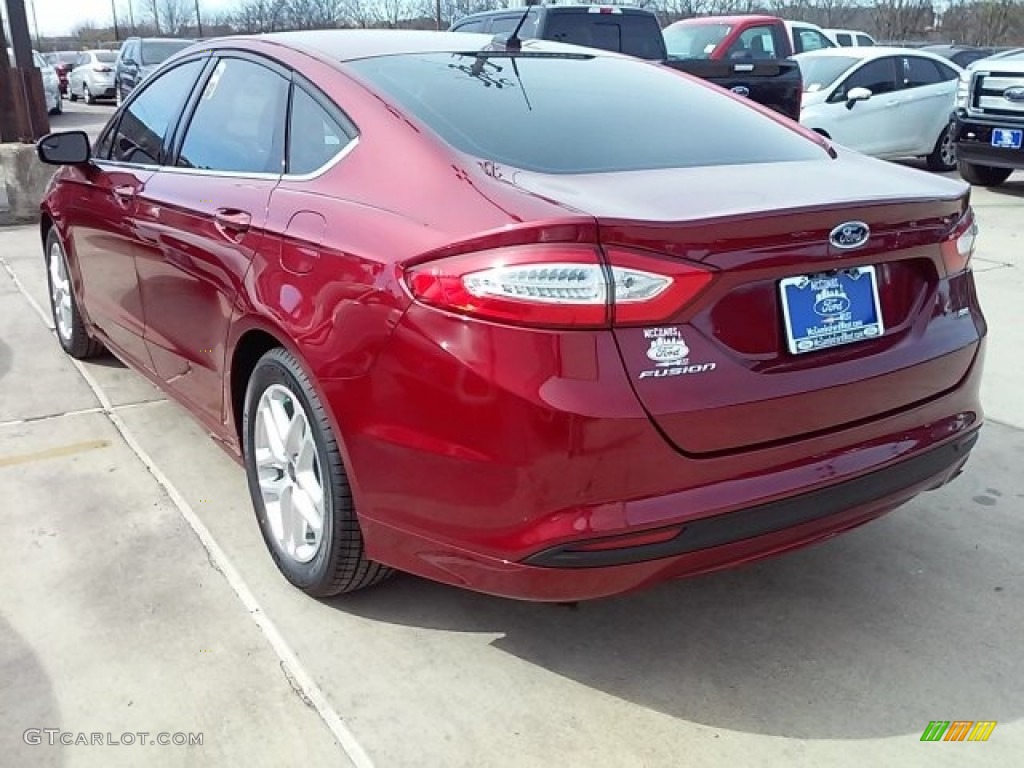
<box><xmin>895</xmin><ymin>55</ymin><xmax>959</xmax><ymax>155</ymax></box>
<box><xmin>824</xmin><ymin>56</ymin><xmax>901</xmax><ymax>156</ymax></box>
<box><xmin>132</xmin><ymin>55</ymin><xmax>289</xmax><ymax>430</ymax></box>
<box><xmin>66</xmin><ymin>57</ymin><xmax>206</xmax><ymax>370</ymax></box>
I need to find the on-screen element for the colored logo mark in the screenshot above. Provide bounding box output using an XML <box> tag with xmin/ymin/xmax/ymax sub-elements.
<box><xmin>920</xmin><ymin>720</ymin><xmax>996</xmax><ymax>742</ymax></box>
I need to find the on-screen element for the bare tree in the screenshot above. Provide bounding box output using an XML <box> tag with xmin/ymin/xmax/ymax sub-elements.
<box><xmin>282</xmin><ymin>0</ymin><xmax>346</xmax><ymax>29</ymax></box>
<box><xmin>233</xmin><ymin>0</ymin><xmax>289</xmax><ymax>32</ymax></box>
<box><xmin>157</xmin><ymin>0</ymin><xmax>193</xmax><ymax>35</ymax></box>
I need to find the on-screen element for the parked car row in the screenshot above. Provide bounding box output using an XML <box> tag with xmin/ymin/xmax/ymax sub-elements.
<box><xmin>35</xmin><ymin>29</ymin><xmax>987</xmax><ymax>602</ymax></box>
<box><xmin>36</xmin><ymin>37</ymin><xmax>194</xmax><ymax>109</ymax></box>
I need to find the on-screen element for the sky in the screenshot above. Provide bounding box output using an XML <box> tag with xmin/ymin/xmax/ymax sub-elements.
<box><xmin>23</xmin><ymin>0</ymin><xmax>235</xmax><ymax>37</ymax></box>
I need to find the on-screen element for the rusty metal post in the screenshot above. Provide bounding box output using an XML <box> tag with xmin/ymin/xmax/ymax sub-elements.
<box><xmin>3</xmin><ymin>0</ymin><xmax>49</xmax><ymax>141</ymax></box>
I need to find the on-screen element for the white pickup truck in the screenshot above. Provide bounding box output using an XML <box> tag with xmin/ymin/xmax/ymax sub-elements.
<box><xmin>952</xmin><ymin>48</ymin><xmax>1024</xmax><ymax>187</ymax></box>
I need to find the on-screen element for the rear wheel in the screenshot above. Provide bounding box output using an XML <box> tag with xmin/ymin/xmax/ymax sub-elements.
<box><xmin>958</xmin><ymin>161</ymin><xmax>1013</xmax><ymax>187</ymax></box>
<box><xmin>242</xmin><ymin>347</ymin><xmax>392</xmax><ymax>597</ymax></box>
<box><xmin>83</xmin><ymin>82</ymin><xmax>95</xmax><ymax>105</ymax></box>
<box><xmin>68</xmin><ymin>86</ymin><xmax>77</xmax><ymax>102</ymax></box>
<box><xmin>44</xmin><ymin>229</ymin><xmax>104</xmax><ymax>359</ymax></box>
<box><xmin>926</xmin><ymin>123</ymin><xmax>957</xmax><ymax>172</ymax></box>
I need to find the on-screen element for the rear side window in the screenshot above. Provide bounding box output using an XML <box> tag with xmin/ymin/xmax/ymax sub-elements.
<box><xmin>794</xmin><ymin>28</ymin><xmax>832</xmax><ymax>53</ymax></box>
<box><xmin>287</xmin><ymin>87</ymin><xmax>355</xmax><ymax>175</ymax></box>
<box><xmin>490</xmin><ymin>13</ymin><xmax>539</xmax><ymax>37</ymax></box>
<box><xmin>835</xmin><ymin>33</ymin><xmax>852</xmax><ymax>46</ymax></box>
<box><xmin>453</xmin><ymin>19</ymin><xmax>487</xmax><ymax>33</ymax></box>
<box><xmin>348</xmin><ymin>53</ymin><xmax>823</xmax><ymax>175</ymax></box>
<box><xmin>109</xmin><ymin>59</ymin><xmax>203</xmax><ymax>164</ymax></box>
<box><xmin>857</xmin><ymin>35</ymin><xmax>874</xmax><ymax>46</ymax></box>
<box><xmin>177</xmin><ymin>58</ymin><xmax>289</xmax><ymax>174</ymax></box>
<box><xmin>726</xmin><ymin>25</ymin><xmax>780</xmax><ymax>59</ymax></box>
<box><xmin>902</xmin><ymin>56</ymin><xmax>945</xmax><ymax>88</ymax></box>
<box><xmin>545</xmin><ymin>12</ymin><xmax>665</xmax><ymax>60</ymax></box>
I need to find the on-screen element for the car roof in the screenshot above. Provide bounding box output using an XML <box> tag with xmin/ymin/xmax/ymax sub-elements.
<box><xmin>459</xmin><ymin>3</ymin><xmax>654</xmax><ymax>15</ymax></box>
<box><xmin>796</xmin><ymin>45</ymin><xmax>945</xmax><ymax>59</ymax></box>
<box><xmin>248</xmin><ymin>29</ymin><xmax>610</xmax><ymax>61</ymax></box>
<box><xmin>671</xmin><ymin>14</ymin><xmax>778</xmax><ymax>25</ymax></box>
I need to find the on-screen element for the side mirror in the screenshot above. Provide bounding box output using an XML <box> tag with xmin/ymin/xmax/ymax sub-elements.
<box><xmin>37</xmin><ymin>131</ymin><xmax>92</xmax><ymax>166</ymax></box>
<box><xmin>846</xmin><ymin>86</ymin><xmax>873</xmax><ymax>109</ymax></box>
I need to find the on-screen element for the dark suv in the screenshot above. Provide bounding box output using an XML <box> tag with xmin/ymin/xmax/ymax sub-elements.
<box><xmin>114</xmin><ymin>37</ymin><xmax>193</xmax><ymax>103</ymax></box>
<box><xmin>450</xmin><ymin>4</ymin><xmax>667</xmax><ymax>60</ymax></box>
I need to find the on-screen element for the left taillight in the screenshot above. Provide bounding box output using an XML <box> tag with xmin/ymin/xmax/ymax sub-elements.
<box><xmin>404</xmin><ymin>243</ymin><xmax>713</xmax><ymax>328</ymax></box>
<box><xmin>941</xmin><ymin>210</ymin><xmax>978</xmax><ymax>276</ymax></box>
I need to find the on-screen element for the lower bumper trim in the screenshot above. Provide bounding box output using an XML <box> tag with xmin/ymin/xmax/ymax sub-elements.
<box><xmin>524</xmin><ymin>430</ymin><xmax>979</xmax><ymax>569</ymax></box>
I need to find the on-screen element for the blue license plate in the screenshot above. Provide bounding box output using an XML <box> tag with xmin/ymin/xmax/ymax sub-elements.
<box><xmin>992</xmin><ymin>128</ymin><xmax>1023</xmax><ymax>149</ymax></box>
<box><xmin>779</xmin><ymin>267</ymin><xmax>885</xmax><ymax>355</ymax></box>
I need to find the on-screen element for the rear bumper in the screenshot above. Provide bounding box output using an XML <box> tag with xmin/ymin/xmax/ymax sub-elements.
<box><xmin>336</xmin><ymin>297</ymin><xmax>985</xmax><ymax>601</ymax></box>
<box><xmin>952</xmin><ymin>111</ymin><xmax>1024</xmax><ymax>169</ymax></box>
<box><xmin>361</xmin><ymin>427</ymin><xmax>977</xmax><ymax>601</ymax></box>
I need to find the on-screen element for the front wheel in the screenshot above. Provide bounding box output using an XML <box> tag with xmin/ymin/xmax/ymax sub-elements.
<box><xmin>242</xmin><ymin>347</ymin><xmax>392</xmax><ymax>597</ymax></box>
<box><xmin>958</xmin><ymin>161</ymin><xmax>1013</xmax><ymax>187</ymax></box>
<box><xmin>926</xmin><ymin>124</ymin><xmax>957</xmax><ymax>172</ymax></box>
<box><xmin>44</xmin><ymin>229</ymin><xmax>104</xmax><ymax>359</ymax></box>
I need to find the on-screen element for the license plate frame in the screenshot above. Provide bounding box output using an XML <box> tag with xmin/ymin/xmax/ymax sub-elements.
<box><xmin>992</xmin><ymin>128</ymin><xmax>1023</xmax><ymax>149</ymax></box>
<box><xmin>779</xmin><ymin>267</ymin><xmax>885</xmax><ymax>355</ymax></box>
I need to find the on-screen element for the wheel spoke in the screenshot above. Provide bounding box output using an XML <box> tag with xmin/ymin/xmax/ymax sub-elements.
<box><xmin>284</xmin><ymin>409</ymin><xmax>307</xmax><ymax>457</ymax></box>
<box><xmin>258</xmin><ymin>467</ymin><xmax>285</xmax><ymax>498</ymax></box>
<box><xmin>294</xmin><ymin>437</ymin><xmax>323</xmax><ymax>507</ymax></box>
<box><xmin>291</xmin><ymin>488</ymin><xmax>323</xmax><ymax>537</ymax></box>
<box><xmin>260</xmin><ymin>406</ymin><xmax>288</xmax><ymax>464</ymax></box>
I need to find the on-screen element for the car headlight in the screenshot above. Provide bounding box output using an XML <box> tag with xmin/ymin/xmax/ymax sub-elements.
<box><xmin>955</xmin><ymin>72</ymin><xmax>971</xmax><ymax>109</ymax></box>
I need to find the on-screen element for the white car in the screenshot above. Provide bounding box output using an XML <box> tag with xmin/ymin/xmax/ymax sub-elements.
<box><xmin>68</xmin><ymin>50</ymin><xmax>118</xmax><ymax>104</ymax></box>
<box><xmin>796</xmin><ymin>47</ymin><xmax>962</xmax><ymax>171</ymax></box>
<box><xmin>823</xmin><ymin>28</ymin><xmax>877</xmax><ymax>47</ymax></box>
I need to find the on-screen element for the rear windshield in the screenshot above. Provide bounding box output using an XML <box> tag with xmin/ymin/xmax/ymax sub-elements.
<box><xmin>545</xmin><ymin>12</ymin><xmax>666</xmax><ymax>60</ymax></box>
<box><xmin>141</xmin><ymin>40</ymin><xmax>191</xmax><ymax>65</ymax></box>
<box><xmin>663</xmin><ymin>23</ymin><xmax>731</xmax><ymax>60</ymax></box>
<box><xmin>95</xmin><ymin>51</ymin><xmax>117</xmax><ymax>63</ymax></box>
<box><xmin>796</xmin><ymin>55</ymin><xmax>859</xmax><ymax>92</ymax></box>
<box><xmin>347</xmin><ymin>52</ymin><xmax>823</xmax><ymax>175</ymax></box>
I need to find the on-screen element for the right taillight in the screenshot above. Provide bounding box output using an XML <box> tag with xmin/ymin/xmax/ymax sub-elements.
<box><xmin>404</xmin><ymin>243</ymin><xmax>713</xmax><ymax>328</ymax></box>
<box><xmin>941</xmin><ymin>210</ymin><xmax>978</xmax><ymax>276</ymax></box>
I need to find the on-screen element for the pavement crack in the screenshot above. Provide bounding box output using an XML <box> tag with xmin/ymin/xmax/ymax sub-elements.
<box><xmin>280</xmin><ymin>660</ymin><xmax>316</xmax><ymax>710</ymax></box>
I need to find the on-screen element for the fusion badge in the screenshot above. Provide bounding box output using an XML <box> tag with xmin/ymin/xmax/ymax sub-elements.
<box><xmin>639</xmin><ymin>327</ymin><xmax>716</xmax><ymax>379</ymax></box>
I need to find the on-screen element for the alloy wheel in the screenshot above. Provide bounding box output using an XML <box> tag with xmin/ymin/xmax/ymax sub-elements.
<box><xmin>253</xmin><ymin>384</ymin><xmax>326</xmax><ymax>564</ymax></box>
<box><xmin>48</xmin><ymin>239</ymin><xmax>73</xmax><ymax>343</ymax></box>
<box><xmin>940</xmin><ymin>129</ymin><xmax>956</xmax><ymax>168</ymax></box>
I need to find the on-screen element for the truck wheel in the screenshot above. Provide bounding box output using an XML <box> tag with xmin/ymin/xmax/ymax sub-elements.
<box><xmin>958</xmin><ymin>161</ymin><xmax>1013</xmax><ymax>187</ymax></box>
<box><xmin>926</xmin><ymin>124</ymin><xmax>956</xmax><ymax>172</ymax></box>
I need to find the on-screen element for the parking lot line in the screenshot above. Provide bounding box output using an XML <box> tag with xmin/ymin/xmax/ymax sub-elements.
<box><xmin>1</xmin><ymin>251</ymin><xmax>377</xmax><ymax>768</ymax></box>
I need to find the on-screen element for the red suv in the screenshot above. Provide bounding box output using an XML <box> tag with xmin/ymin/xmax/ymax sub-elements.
<box><xmin>36</xmin><ymin>31</ymin><xmax>985</xmax><ymax>601</ymax></box>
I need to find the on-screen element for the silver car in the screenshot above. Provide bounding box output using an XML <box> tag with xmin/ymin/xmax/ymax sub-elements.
<box><xmin>68</xmin><ymin>50</ymin><xmax>118</xmax><ymax>104</ymax></box>
<box><xmin>6</xmin><ymin>48</ymin><xmax>61</xmax><ymax>114</ymax></box>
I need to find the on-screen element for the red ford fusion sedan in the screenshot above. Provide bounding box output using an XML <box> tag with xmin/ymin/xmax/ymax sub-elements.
<box><xmin>36</xmin><ymin>31</ymin><xmax>985</xmax><ymax>601</ymax></box>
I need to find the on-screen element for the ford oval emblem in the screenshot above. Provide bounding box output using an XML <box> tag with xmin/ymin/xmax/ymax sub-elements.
<box><xmin>1004</xmin><ymin>86</ymin><xmax>1024</xmax><ymax>103</ymax></box>
<box><xmin>731</xmin><ymin>85</ymin><xmax>750</xmax><ymax>97</ymax></box>
<box><xmin>829</xmin><ymin>221</ymin><xmax>870</xmax><ymax>250</ymax></box>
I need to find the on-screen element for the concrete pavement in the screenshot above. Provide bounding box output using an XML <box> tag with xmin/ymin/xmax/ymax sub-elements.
<box><xmin>1</xmin><ymin>174</ymin><xmax>1022</xmax><ymax>767</ymax></box>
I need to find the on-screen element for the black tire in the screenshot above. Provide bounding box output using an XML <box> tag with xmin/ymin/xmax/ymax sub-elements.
<box><xmin>242</xmin><ymin>347</ymin><xmax>392</xmax><ymax>597</ymax></box>
<box><xmin>84</xmin><ymin>83</ymin><xmax>95</xmax><ymax>105</ymax></box>
<box><xmin>44</xmin><ymin>229</ymin><xmax>104</xmax><ymax>359</ymax></box>
<box><xmin>958</xmin><ymin>161</ymin><xmax>1013</xmax><ymax>187</ymax></box>
<box><xmin>926</xmin><ymin>123</ymin><xmax>957</xmax><ymax>172</ymax></box>
<box><xmin>68</xmin><ymin>88</ymin><xmax>77</xmax><ymax>102</ymax></box>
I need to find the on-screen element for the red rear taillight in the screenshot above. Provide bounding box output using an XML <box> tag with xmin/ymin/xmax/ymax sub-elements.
<box><xmin>404</xmin><ymin>244</ymin><xmax>713</xmax><ymax>328</ymax></box>
<box><xmin>93</xmin><ymin>66</ymin><xmax>113</xmax><ymax>73</ymax></box>
<box><xmin>941</xmin><ymin>210</ymin><xmax>977</xmax><ymax>276</ymax></box>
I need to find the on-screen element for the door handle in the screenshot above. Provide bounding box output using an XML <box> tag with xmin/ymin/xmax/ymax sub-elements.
<box><xmin>885</xmin><ymin>99</ymin><xmax>901</xmax><ymax>107</ymax></box>
<box><xmin>214</xmin><ymin>208</ymin><xmax>251</xmax><ymax>237</ymax></box>
<box><xmin>112</xmin><ymin>183</ymin><xmax>137</xmax><ymax>199</ymax></box>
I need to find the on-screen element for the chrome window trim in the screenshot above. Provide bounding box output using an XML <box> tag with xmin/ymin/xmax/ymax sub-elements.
<box><xmin>97</xmin><ymin>136</ymin><xmax>360</xmax><ymax>181</ymax></box>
